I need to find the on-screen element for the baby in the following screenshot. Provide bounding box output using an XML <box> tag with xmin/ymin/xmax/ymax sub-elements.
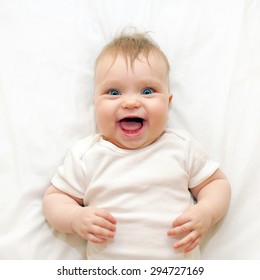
<box><xmin>43</xmin><ymin>31</ymin><xmax>231</xmax><ymax>259</ymax></box>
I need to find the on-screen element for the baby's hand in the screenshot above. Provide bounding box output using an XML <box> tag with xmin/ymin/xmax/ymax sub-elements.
<box><xmin>71</xmin><ymin>206</ymin><xmax>117</xmax><ymax>244</ymax></box>
<box><xmin>167</xmin><ymin>204</ymin><xmax>212</xmax><ymax>253</ymax></box>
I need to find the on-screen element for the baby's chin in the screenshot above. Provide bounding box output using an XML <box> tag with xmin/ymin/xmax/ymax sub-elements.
<box><xmin>103</xmin><ymin>135</ymin><xmax>161</xmax><ymax>151</ymax></box>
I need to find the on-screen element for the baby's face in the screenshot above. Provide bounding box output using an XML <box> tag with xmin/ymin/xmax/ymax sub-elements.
<box><xmin>94</xmin><ymin>52</ymin><xmax>172</xmax><ymax>150</ymax></box>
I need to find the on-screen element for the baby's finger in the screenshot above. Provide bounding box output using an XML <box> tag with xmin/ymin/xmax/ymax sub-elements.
<box><xmin>89</xmin><ymin>220</ymin><xmax>116</xmax><ymax>238</ymax></box>
<box><xmin>94</xmin><ymin>216</ymin><xmax>117</xmax><ymax>233</ymax></box>
<box><xmin>79</xmin><ymin>225</ymin><xmax>111</xmax><ymax>242</ymax></box>
<box><xmin>173</xmin><ymin>231</ymin><xmax>197</xmax><ymax>250</ymax></box>
<box><xmin>183</xmin><ymin>238</ymin><xmax>200</xmax><ymax>253</ymax></box>
<box><xmin>87</xmin><ymin>233</ymin><xmax>108</xmax><ymax>244</ymax></box>
<box><xmin>172</xmin><ymin>213</ymin><xmax>191</xmax><ymax>227</ymax></box>
<box><xmin>168</xmin><ymin>221</ymin><xmax>192</xmax><ymax>237</ymax></box>
<box><xmin>95</xmin><ymin>208</ymin><xmax>117</xmax><ymax>225</ymax></box>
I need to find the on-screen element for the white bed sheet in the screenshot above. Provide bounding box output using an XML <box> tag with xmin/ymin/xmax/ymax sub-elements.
<box><xmin>0</xmin><ymin>0</ymin><xmax>260</xmax><ymax>259</ymax></box>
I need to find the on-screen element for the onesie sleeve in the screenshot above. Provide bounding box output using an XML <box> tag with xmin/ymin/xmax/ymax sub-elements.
<box><xmin>51</xmin><ymin>137</ymin><xmax>91</xmax><ymax>199</ymax></box>
<box><xmin>185</xmin><ymin>132</ymin><xmax>219</xmax><ymax>189</ymax></box>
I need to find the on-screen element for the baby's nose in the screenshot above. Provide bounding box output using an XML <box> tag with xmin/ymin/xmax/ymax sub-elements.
<box><xmin>121</xmin><ymin>96</ymin><xmax>141</xmax><ymax>109</ymax></box>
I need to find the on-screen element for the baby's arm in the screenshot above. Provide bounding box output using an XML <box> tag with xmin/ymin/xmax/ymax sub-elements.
<box><xmin>167</xmin><ymin>168</ymin><xmax>231</xmax><ymax>253</ymax></box>
<box><xmin>43</xmin><ymin>185</ymin><xmax>117</xmax><ymax>243</ymax></box>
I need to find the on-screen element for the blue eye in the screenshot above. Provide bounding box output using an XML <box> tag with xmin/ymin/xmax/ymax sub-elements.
<box><xmin>142</xmin><ymin>88</ymin><xmax>154</xmax><ymax>95</ymax></box>
<box><xmin>108</xmin><ymin>89</ymin><xmax>120</xmax><ymax>96</ymax></box>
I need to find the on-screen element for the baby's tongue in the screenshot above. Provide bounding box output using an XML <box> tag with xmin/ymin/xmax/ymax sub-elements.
<box><xmin>120</xmin><ymin>118</ymin><xmax>142</xmax><ymax>131</ymax></box>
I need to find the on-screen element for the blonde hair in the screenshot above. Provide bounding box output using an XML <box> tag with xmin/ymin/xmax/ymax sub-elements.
<box><xmin>95</xmin><ymin>31</ymin><xmax>170</xmax><ymax>73</ymax></box>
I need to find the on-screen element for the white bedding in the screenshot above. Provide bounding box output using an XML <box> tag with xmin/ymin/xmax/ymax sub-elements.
<box><xmin>0</xmin><ymin>0</ymin><xmax>259</xmax><ymax>259</ymax></box>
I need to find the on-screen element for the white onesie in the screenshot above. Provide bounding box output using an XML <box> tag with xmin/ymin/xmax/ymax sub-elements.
<box><xmin>51</xmin><ymin>129</ymin><xmax>219</xmax><ymax>259</ymax></box>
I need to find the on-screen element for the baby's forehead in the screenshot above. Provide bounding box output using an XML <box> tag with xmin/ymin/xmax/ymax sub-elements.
<box><xmin>94</xmin><ymin>51</ymin><xmax>170</xmax><ymax>90</ymax></box>
<box><xmin>95</xmin><ymin>50</ymin><xmax>169</xmax><ymax>73</ymax></box>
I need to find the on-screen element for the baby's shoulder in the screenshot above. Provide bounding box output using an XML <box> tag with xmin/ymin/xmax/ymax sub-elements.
<box><xmin>165</xmin><ymin>128</ymin><xmax>193</xmax><ymax>143</ymax></box>
<box><xmin>69</xmin><ymin>134</ymin><xmax>101</xmax><ymax>159</ymax></box>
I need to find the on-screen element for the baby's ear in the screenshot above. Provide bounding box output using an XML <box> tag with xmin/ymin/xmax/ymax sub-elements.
<box><xmin>168</xmin><ymin>94</ymin><xmax>173</xmax><ymax>107</ymax></box>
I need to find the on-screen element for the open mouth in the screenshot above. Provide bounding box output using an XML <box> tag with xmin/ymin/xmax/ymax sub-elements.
<box><xmin>119</xmin><ymin>117</ymin><xmax>144</xmax><ymax>135</ymax></box>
